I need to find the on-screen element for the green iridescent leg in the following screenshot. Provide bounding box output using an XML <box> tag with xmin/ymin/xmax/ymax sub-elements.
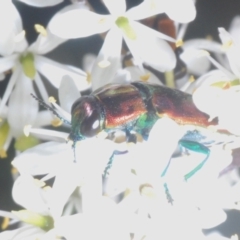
<box><xmin>103</xmin><ymin>129</ymin><xmax>135</xmax><ymax>177</ymax></box>
<box><xmin>161</xmin><ymin>160</ymin><xmax>174</xmax><ymax>203</ymax></box>
<box><xmin>103</xmin><ymin>150</ymin><xmax>128</xmax><ymax>178</ymax></box>
<box><xmin>163</xmin><ymin>183</ymin><xmax>174</xmax><ymax>204</ymax></box>
<box><xmin>161</xmin><ymin>140</ymin><xmax>210</xmax><ymax>203</ymax></box>
<box><xmin>179</xmin><ymin>139</ymin><xmax>210</xmax><ymax>181</ymax></box>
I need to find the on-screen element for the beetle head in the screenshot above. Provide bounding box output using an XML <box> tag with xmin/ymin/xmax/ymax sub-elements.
<box><xmin>68</xmin><ymin>95</ymin><xmax>104</xmax><ymax>143</ymax></box>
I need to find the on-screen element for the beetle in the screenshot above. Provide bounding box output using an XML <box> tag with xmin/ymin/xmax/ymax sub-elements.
<box><xmin>32</xmin><ymin>81</ymin><xmax>234</xmax><ymax>202</ymax></box>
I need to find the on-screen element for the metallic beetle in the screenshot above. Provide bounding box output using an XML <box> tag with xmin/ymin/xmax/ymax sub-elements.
<box><xmin>33</xmin><ymin>81</ymin><xmax>234</xmax><ymax>185</ymax></box>
<box><xmin>68</xmin><ymin>81</ymin><xmax>221</xmax><ymax>144</ymax></box>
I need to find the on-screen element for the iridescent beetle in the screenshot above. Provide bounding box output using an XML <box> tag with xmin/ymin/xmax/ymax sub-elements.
<box><xmin>32</xmin><ymin>81</ymin><xmax>234</xmax><ymax>201</ymax></box>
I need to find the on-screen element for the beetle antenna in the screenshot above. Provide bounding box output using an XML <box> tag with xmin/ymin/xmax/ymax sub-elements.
<box><xmin>72</xmin><ymin>141</ymin><xmax>77</xmax><ymax>163</ymax></box>
<box><xmin>31</xmin><ymin>93</ymin><xmax>71</xmax><ymax>125</ymax></box>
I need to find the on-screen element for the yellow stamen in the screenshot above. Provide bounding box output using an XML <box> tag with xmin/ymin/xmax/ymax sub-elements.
<box><xmin>176</xmin><ymin>39</ymin><xmax>183</xmax><ymax>48</ymax></box>
<box><xmin>51</xmin><ymin>118</ymin><xmax>62</xmax><ymax>127</ymax></box>
<box><xmin>1</xmin><ymin>217</ymin><xmax>9</xmax><ymax>230</ymax></box>
<box><xmin>198</xmin><ymin>50</ymin><xmax>210</xmax><ymax>57</ymax></box>
<box><xmin>34</xmin><ymin>24</ymin><xmax>47</xmax><ymax>37</ymax></box>
<box><xmin>48</xmin><ymin>96</ymin><xmax>56</xmax><ymax>103</ymax></box>
<box><xmin>86</xmin><ymin>72</ymin><xmax>91</xmax><ymax>84</ymax></box>
<box><xmin>188</xmin><ymin>75</ymin><xmax>195</xmax><ymax>82</ymax></box>
<box><xmin>222</xmin><ymin>40</ymin><xmax>233</xmax><ymax>51</ymax></box>
<box><xmin>124</xmin><ymin>58</ymin><xmax>134</xmax><ymax>67</ymax></box>
<box><xmin>140</xmin><ymin>73</ymin><xmax>151</xmax><ymax>82</ymax></box>
<box><xmin>206</xmin><ymin>35</ymin><xmax>213</xmax><ymax>41</ymax></box>
<box><xmin>11</xmin><ymin>167</ymin><xmax>18</xmax><ymax>175</ymax></box>
<box><xmin>139</xmin><ymin>184</ymin><xmax>156</xmax><ymax>198</ymax></box>
<box><xmin>34</xmin><ymin>178</ymin><xmax>46</xmax><ymax>188</ymax></box>
<box><xmin>43</xmin><ymin>186</ymin><xmax>52</xmax><ymax>192</ymax></box>
<box><xmin>0</xmin><ymin>149</ymin><xmax>7</xmax><ymax>158</ymax></box>
<box><xmin>23</xmin><ymin>125</ymin><xmax>32</xmax><ymax>137</ymax></box>
<box><xmin>98</xmin><ymin>60</ymin><xmax>110</xmax><ymax>68</ymax></box>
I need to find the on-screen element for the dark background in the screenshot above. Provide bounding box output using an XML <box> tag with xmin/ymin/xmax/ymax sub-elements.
<box><xmin>1</xmin><ymin>0</ymin><xmax>240</xmax><ymax>236</ymax></box>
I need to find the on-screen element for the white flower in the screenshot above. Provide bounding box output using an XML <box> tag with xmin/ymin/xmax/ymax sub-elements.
<box><xmin>9</xmin><ymin>109</ymin><xmax>233</xmax><ymax>239</ymax></box>
<box><xmin>0</xmin><ymin>74</ymin><xmax>54</xmax><ymax>156</ymax></box>
<box><xmin>16</xmin><ymin>0</ymin><xmax>64</xmax><ymax>7</ymax></box>
<box><xmin>54</xmin><ymin>197</ymin><xmax>129</xmax><ymax>240</ymax></box>
<box><xmin>180</xmin><ymin>37</ymin><xmax>222</xmax><ymax>77</ymax></box>
<box><xmin>0</xmin><ymin>175</ymin><xmax>55</xmax><ymax>239</ymax></box>
<box><xmin>49</xmin><ymin>0</ymin><xmax>177</xmax><ymax>76</ymax></box>
<box><xmin>0</xmin><ymin>1</ymin><xmax>89</xmax><ymax>124</ymax></box>
<box><xmin>7</xmin><ymin>75</ymin><xmax>234</xmax><ymax>239</ymax></box>
<box><xmin>191</xmin><ymin>22</ymin><xmax>240</xmax><ymax>135</ymax></box>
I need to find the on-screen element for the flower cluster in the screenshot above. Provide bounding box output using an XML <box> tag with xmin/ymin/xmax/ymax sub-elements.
<box><xmin>1</xmin><ymin>0</ymin><xmax>240</xmax><ymax>240</ymax></box>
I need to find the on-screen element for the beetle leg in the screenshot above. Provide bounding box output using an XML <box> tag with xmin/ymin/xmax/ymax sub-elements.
<box><xmin>163</xmin><ymin>183</ymin><xmax>174</xmax><ymax>204</ymax></box>
<box><xmin>103</xmin><ymin>150</ymin><xmax>128</xmax><ymax>178</ymax></box>
<box><xmin>179</xmin><ymin>139</ymin><xmax>210</xmax><ymax>181</ymax></box>
<box><xmin>125</xmin><ymin>129</ymin><xmax>137</xmax><ymax>144</ymax></box>
<box><xmin>161</xmin><ymin>160</ymin><xmax>174</xmax><ymax>204</ymax></box>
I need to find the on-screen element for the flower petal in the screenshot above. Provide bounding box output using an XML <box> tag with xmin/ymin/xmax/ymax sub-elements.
<box><xmin>218</xmin><ymin>27</ymin><xmax>240</xmax><ymax>77</ymax></box>
<box><xmin>180</xmin><ymin>48</ymin><xmax>211</xmax><ymax>76</ymax></box>
<box><xmin>126</xmin><ymin>0</ymin><xmax>163</xmax><ymax>20</ymax></box>
<box><xmin>182</xmin><ymin>39</ymin><xmax>222</xmax><ymax>53</ymax></box>
<box><xmin>192</xmin><ymin>87</ymin><xmax>223</xmax><ymax>120</ymax></box>
<box><xmin>35</xmin><ymin>55</ymin><xmax>89</xmax><ymax>91</ymax></box>
<box><xmin>82</xmin><ymin>53</ymin><xmax>97</xmax><ymax>73</ymax></box>
<box><xmin>0</xmin><ymin>64</ymin><xmax>21</xmax><ymax>116</ymax></box>
<box><xmin>229</xmin><ymin>15</ymin><xmax>240</xmax><ymax>43</ymax></box>
<box><xmin>147</xmin><ymin>118</ymin><xmax>183</xmax><ymax>174</ymax></box>
<box><xmin>17</xmin><ymin>0</ymin><xmax>63</xmax><ymax>7</ymax></box>
<box><xmin>12</xmin><ymin>141</ymin><xmax>73</xmax><ymax>176</ymax></box>
<box><xmin>0</xmin><ymin>1</ymin><xmax>27</xmax><ymax>56</ymax></box>
<box><xmin>49</xmin><ymin>163</ymin><xmax>82</xmax><ymax>218</ymax></box>
<box><xmin>163</xmin><ymin>0</ymin><xmax>196</xmax><ymax>23</ymax></box>
<box><xmin>33</xmin><ymin>110</ymin><xmax>53</xmax><ymax>128</ymax></box>
<box><xmin>7</xmin><ymin>72</ymin><xmax>38</xmax><ymax>138</ymax></box>
<box><xmin>55</xmin><ymin>197</ymin><xmax>129</xmax><ymax>240</ymax></box>
<box><xmin>0</xmin><ymin>226</ymin><xmax>45</xmax><ymax>240</ymax></box>
<box><xmin>0</xmin><ymin>54</ymin><xmax>18</xmax><ymax>73</ymax></box>
<box><xmin>121</xmin><ymin>66</ymin><xmax>163</xmax><ymax>84</ymax></box>
<box><xmin>58</xmin><ymin>75</ymin><xmax>81</xmax><ymax>113</ymax></box>
<box><xmin>12</xmin><ymin>175</ymin><xmax>49</xmax><ymax>213</ymax></box>
<box><xmin>103</xmin><ymin>0</ymin><xmax>126</xmax><ymax>16</ymax></box>
<box><xmin>28</xmin><ymin>28</ymin><xmax>67</xmax><ymax>55</ymax></box>
<box><xmin>91</xmin><ymin>26</ymin><xmax>122</xmax><ymax>90</ymax></box>
<box><xmin>49</xmin><ymin>4</ymin><xmax>113</xmax><ymax>39</ymax></box>
<box><xmin>124</xmin><ymin>21</ymin><xmax>176</xmax><ymax>72</ymax></box>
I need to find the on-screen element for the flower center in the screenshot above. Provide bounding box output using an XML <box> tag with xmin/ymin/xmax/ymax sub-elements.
<box><xmin>115</xmin><ymin>16</ymin><xmax>136</xmax><ymax>40</ymax></box>
<box><xmin>14</xmin><ymin>135</ymin><xmax>40</xmax><ymax>152</ymax></box>
<box><xmin>20</xmin><ymin>52</ymin><xmax>36</xmax><ymax>79</ymax></box>
<box><xmin>0</xmin><ymin>121</ymin><xmax>9</xmax><ymax>158</ymax></box>
<box><xmin>12</xmin><ymin>210</ymin><xmax>54</xmax><ymax>231</ymax></box>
